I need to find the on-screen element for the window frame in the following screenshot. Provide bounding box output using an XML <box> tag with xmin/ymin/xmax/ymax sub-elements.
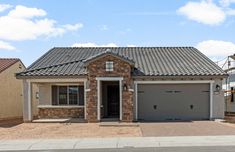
<box><xmin>105</xmin><ymin>61</ymin><xmax>114</xmax><ymax>72</ymax></box>
<box><xmin>53</xmin><ymin>85</ymin><xmax>84</xmax><ymax>106</ymax></box>
<box><xmin>58</xmin><ymin>86</ymin><xmax>68</xmax><ymax>105</ymax></box>
<box><xmin>68</xmin><ymin>86</ymin><xmax>79</xmax><ymax>105</ymax></box>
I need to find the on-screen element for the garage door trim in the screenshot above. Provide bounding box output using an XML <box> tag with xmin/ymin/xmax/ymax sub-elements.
<box><xmin>134</xmin><ymin>80</ymin><xmax>214</xmax><ymax>121</ymax></box>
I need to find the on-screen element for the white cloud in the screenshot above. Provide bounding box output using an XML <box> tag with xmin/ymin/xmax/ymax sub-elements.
<box><xmin>0</xmin><ymin>5</ymin><xmax>83</xmax><ymax>42</ymax></box>
<box><xmin>8</xmin><ymin>5</ymin><xmax>46</xmax><ymax>18</ymax></box>
<box><xmin>0</xmin><ymin>16</ymin><xmax>65</xmax><ymax>40</ymax></box>
<box><xmin>64</xmin><ymin>23</ymin><xmax>83</xmax><ymax>31</ymax></box>
<box><xmin>120</xmin><ymin>11</ymin><xmax>172</xmax><ymax>16</ymax></box>
<box><xmin>0</xmin><ymin>40</ymin><xmax>15</xmax><ymax>50</ymax></box>
<box><xmin>226</xmin><ymin>8</ymin><xmax>235</xmax><ymax>15</ymax></box>
<box><xmin>72</xmin><ymin>43</ymin><xmax>138</xmax><ymax>47</ymax></box>
<box><xmin>177</xmin><ymin>1</ymin><xmax>226</xmax><ymax>25</ymax></box>
<box><xmin>220</xmin><ymin>0</ymin><xmax>235</xmax><ymax>7</ymax></box>
<box><xmin>100</xmin><ymin>25</ymin><xmax>108</xmax><ymax>31</ymax></box>
<box><xmin>196</xmin><ymin>40</ymin><xmax>235</xmax><ymax>60</ymax></box>
<box><xmin>72</xmin><ymin>43</ymin><xmax>118</xmax><ymax>47</ymax></box>
<box><xmin>127</xmin><ymin>44</ymin><xmax>136</xmax><ymax>47</ymax></box>
<box><xmin>0</xmin><ymin>4</ymin><xmax>12</xmax><ymax>12</ymax></box>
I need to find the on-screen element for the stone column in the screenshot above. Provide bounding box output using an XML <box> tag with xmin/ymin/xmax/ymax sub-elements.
<box><xmin>86</xmin><ymin>77</ymin><xmax>98</xmax><ymax>122</ymax></box>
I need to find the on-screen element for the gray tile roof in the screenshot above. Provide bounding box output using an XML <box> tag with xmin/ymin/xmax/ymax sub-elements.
<box><xmin>83</xmin><ymin>48</ymin><xmax>135</xmax><ymax>65</ymax></box>
<box><xmin>17</xmin><ymin>47</ymin><xmax>227</xmax><ymax>78</ymax></box>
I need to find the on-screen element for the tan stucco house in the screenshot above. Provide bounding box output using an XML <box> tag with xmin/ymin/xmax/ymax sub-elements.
<box><xmin>0</xmin><ymin>58</ymin><xmax>25</xmax><ymax>121</ymax></box>
<box><xmin>16</xmin><ymin>47</ymin><xmax>227</xmax><ymax>122</ymax></box>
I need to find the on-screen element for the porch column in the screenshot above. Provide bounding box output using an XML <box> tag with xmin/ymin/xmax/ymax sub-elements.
<box><xmin>210</xmin><ymin>82</ymin><xmax>213</xmax><ymax>119</ymax></box>
<box><xmin>97</xmin><ymin>80</ymin><xmax>101</xmax><ymax>121</ymax></box>
<box><xmin>119</xmin><ymin>79</ymin><xmax>122</xmax><ymax>121</ymax></box>
<box><xmin>23</xmin><ymin>79</ymin><xmax>32</xmax><ymax>122</ymax></box>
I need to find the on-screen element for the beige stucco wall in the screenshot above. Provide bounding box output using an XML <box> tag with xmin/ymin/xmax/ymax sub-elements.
<box><xmin>38</xmin><ymin>84</ymin><xmax>51</xmax><ymax>105</ymax></box>
<box><xmin>29</xmin><ymin>83</ymin><xmax>51</xmax><ymax>117</ymax></box>
<box><xmin>0</xmin><ymin>61</ymin><xmax>25</xmax><ymax>120</ymax></box>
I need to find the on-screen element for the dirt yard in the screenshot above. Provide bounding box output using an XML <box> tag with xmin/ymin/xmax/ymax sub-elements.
<box><xmin>0</xmin><ymin>122</ymin><xmax>141</xmax><ymax>139</ymax></box>
<box><xmin>2</xmin><ymin>120</ymin><xmax>235</xmax><ymax>139</ymax></box>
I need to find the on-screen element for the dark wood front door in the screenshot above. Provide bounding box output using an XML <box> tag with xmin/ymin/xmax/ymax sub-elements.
<box><xmin>107</xmin><ymin>85</ymin><xmax>120</xmax><ymax>117</ymax></box>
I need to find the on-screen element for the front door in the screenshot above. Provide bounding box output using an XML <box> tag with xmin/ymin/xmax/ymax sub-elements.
<box><xmin>107</xmin><ymin>85</ymin><xmax>120</xmax><ymax>117</ymax></box>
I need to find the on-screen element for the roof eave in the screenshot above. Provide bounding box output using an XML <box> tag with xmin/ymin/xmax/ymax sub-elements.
<box><xmin>15</xmin><ymin>74</ymin><xmax>87</xmax><ymax>79</ymax></box>
<box><xmin>132</xmin><ymin>74</ymin><xmax>228</xmax><ymax>80</ymax></box>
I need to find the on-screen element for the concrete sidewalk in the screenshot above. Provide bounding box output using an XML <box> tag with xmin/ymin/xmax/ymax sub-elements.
<box><xmin>1</xmin><ymin>136</ymin><xmax>235</xmax><ymax>151</ymax></box>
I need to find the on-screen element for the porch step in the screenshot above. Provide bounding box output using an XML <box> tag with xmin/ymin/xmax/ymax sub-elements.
<box><xmin>33</xmin><ymin>119</ymin><xmax>69</xmax><ymax>123</ymax></box>
<box><xmin>32</xmin><ymin>118</ymin><xmax>86</xmax><ymax>123</ymax></box>
<box><xmin>99</xmin><ymin>122</ymin><xmax>139</xmax><ymax>127</ymax></box>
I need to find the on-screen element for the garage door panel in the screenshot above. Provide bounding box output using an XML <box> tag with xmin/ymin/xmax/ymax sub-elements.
<box><xmin>138</xmin><ymin>84</ymin><xmax>210</xmax><ymax>121</ymax></box>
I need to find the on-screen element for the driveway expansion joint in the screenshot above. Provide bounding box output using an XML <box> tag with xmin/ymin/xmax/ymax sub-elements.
<box><xmin>73</xmin><ymin>138</ymin><xmax>84</xmax><ymax>149</ymax></box>
<box><xmin>28</xmin><ymin>139</ymin><xmax>43</xmax><ymax>150</ymax></box>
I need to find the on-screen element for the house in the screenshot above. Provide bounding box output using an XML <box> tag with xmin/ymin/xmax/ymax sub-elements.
<box><xmin>223</xmin><ymin>72</ymin><xmax>235</xmax><ymax>113</ymax></box>
<box><xmin>0</xmin><ymin>58</ymin><xmax>25</xmax><ymax>121</ymax></box>
<box><xmin>220</xmin><ymin>55</ymin><xmax>235</xmax><ymax>113</ymax></box>
<box><xmin>16</xmin><ymin>47</ymin><xmax>227</xmax><ymax>122</ymax></box>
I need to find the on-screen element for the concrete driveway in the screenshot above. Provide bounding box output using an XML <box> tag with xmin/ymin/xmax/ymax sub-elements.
<box><xmin>139</xmin><ymin>121</ymin><xmax>235</xmax><ymax>137</ymax></box>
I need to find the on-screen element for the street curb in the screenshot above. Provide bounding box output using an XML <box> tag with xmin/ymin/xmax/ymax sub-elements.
<box><xmin>1</xmin><ymin>136</ymin><xmax>235</xmax><ymax>151</ymax></box>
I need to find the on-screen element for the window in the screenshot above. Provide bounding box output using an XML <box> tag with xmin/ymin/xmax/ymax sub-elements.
<box><xmin>51</xmin><ymin>85</ymin><xmax>84</xmax><ymax>106</ymax></box>
<box><xmin>59</xmin><ymin>86</ymin><xmax>67</xmax><ymax>105</ymax></box>
<box><xmin>105</xmin><ymin>61</ymin><xmax>113</xmax><ymax>71</ymax></box>
<box><xmin>69</xmin><ymin>86</ymin><xmax>78</xmax><ymax>105</ymax></box>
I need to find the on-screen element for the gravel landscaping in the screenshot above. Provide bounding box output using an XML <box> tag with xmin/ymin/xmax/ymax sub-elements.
<box><xmin>0</xmin><ymin>122</ymin><xmax>141</xmax><ymax>139</ymax></box>
<box><xmin>2</xmin><ymin>120</ymin><xmax>235</xmax><ymax>139</ymax></box>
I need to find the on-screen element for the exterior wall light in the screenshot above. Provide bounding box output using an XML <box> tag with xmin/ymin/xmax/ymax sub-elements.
<box><xmin>36</xmin><ymin>92</ymin><xmax>39</xmax><ymax>99</ymax></box>
<box><xmin>123</xmin><ymin>83</ymin><xmax>128</xmax><ymax>91</ymax></box>
<box><xmin>215</xmin><ymin>84</ymin><xmax>221</xmax><ymax>92</ymax></box>
<box><xmin>231</xmin><ymin>87</ymin><xmax>234</xmax><ymax>102</ymax></box>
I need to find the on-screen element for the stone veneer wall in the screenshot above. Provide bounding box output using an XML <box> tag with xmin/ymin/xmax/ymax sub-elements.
<box><xmin>86</xmin><ymin>55</ymin><xmax>134</xmax><ymax>122</ymax></box>
<box><xmin>38</xmin><ymin>107</ymin><xmax>84</xmax><ymax>119</ymax></box>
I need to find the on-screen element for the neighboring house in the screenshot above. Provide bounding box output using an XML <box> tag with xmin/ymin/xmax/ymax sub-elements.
<box><xmin>223</xmin><ymin>72</ymin><xmax>235</xmax><ymax>113</ymax></box>
<box><xmin>220</xmin><ymin>55</ymin><xmax>235</xmax><ymax>113</ymax></box>
<box><xmin>16</xmin><ymin>47</ymin><xmax>227</xmax><ymax>122</ymax></box>
<box><xmin>0</xmin><ymin>58</ymin><xmax>25</xmax><ymax>121</ymax></box>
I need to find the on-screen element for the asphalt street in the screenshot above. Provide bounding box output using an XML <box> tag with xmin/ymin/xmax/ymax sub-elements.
<box><xmin>5</xmin><ymin>146</ymin><xmax>235</xmax><ymax>152</ymax></box>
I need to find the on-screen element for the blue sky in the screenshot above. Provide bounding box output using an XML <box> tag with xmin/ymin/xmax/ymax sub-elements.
<box><xmin>0</xmin><ymin>0</ymin><xmax>235</xmax><ymax>66</ymax></box>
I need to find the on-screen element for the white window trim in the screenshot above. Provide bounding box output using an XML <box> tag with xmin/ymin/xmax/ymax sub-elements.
<box><xmin>134</xmin><ymin>80</ymin><xmax>215</xmax><ymax>121</ymax></box>
<box><xmin>105</xmin><ymin>61</ymin><xmax>114</xmax><ymax>72</ymax></box>
<box><xmin>56</xmin><ymin>85</ymin><xmax>83</xmax><ymax>106</ymax></box>
<box><xmin>96</xmin><ymin>77</ymin><xmax>123</xmax><ymax>121</ymax></box>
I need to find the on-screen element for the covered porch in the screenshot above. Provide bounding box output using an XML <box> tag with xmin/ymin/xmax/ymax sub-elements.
<box><xmin>22</xmin><ymin>78</ymin><xmax>87</xmax><ymax>122</ymax></box>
